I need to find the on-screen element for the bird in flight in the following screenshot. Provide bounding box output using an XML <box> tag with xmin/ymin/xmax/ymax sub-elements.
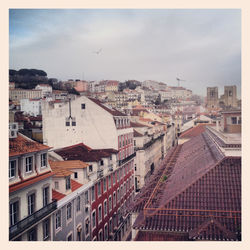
<box><xmin>93</xmin><ymin>48</ymin><xmax>102</xmax><ymax>55</ymax></box>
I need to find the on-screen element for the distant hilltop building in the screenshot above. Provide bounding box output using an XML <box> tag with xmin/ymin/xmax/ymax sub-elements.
<box><xmin>207</xmin><ymin>85</ymin><xmax>239</xmax><ymax>109</ymax></box>
<box><xmin>221</xmin><ymin>85</ymin><xmax>237</xmax><ymax>108</ymax></box>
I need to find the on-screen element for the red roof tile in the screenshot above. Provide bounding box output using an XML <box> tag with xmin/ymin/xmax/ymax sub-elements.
<box><xmin>132</xmin><ymin>131</ymin><xmax>241</xmax><ymax>241</ymax></box>
<box><xmin>179</xmin><ymin>124</ymin><xmax>209</xmax><ymax>138</ymax></box>
<box><xmin>71</xmin><ymin>179</ymin><xmax>83</xmax><ymax>192</ymax></box>
<box><xmin>52</xmin><ymin>189</ymin><xmax>66</xmax><ymax>201</ymax></box>
<box><xmin>55</xmin><ymin>143</ymin><xmax>118</xmax><ymax>163</ymax></box>
<box><xmin>9</xmin><ymin>134</ymin><xmax>51</xmax><ymax>157</ymax></box>
<box><xmin>9</xmin><ymin>171</ymin><xmax>54</xmax><ymax>193</ymax></box>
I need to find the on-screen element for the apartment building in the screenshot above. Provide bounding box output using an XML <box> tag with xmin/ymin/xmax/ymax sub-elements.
<box><xmin>42</xmin><ymin>95</ymin><xmax>136</xmax><ymax>240</ymax></box>
<box><xmin>9</xmin><ymin>126</ymin><xmax>56</xmax><ymax>241</ymax></box>
<box><xmin>49</xmin><ymin>160</ymin><xmax>93</xmax><ymax>241</ymax></box>
<box><xmin>54</xmin><ymin>143</ymin><xmax>134</xmax><ymax>241</ymax></box>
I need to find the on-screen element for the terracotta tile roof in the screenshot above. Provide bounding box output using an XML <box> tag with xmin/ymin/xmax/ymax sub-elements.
<box><xmin>132</xmin><ymin>131</ymin><xmax>241</xmax><ymax>241</ymax></box>
<box><xmin>50</xmin><ymin>162</ymin><xmax>73</xmax><ymax>177</ymax></box>
<box><xmin>52</xmin><ymin>189</ymin><xmax>66</xmax><ymax>201</ymax></box>
<box><xmin>133</xmin><ymin>129</ymin><xmax>143</xmax><ymax>137</ymax></box>
<box><xmin>9</xmin><ymin>171</ymin><xmax>54</xmax><ymax>193</ymax></box>
<box><xmin>55</xmin><ymin>143</ymin><xmax>118</xmax><ymax>163</ymax></box>
<box><xmin>89</xmin><ymin>97</ymin><xmax>127</xmax><ymax>116</ymax></box>
<box><xmin>49</xmin><ymin>160</ymin><xmax>89</xmax><ymax>169</ymax></box>
<box><xmin>71</xmin><ymin>179</ymin><xmax>83</xmax><ymax>191</ymax></box>
<box><xmin>9</xmin><ymin>134</ymin><xmax>51</xmax><ymax>157</ymax></box>
<box><xmin>179</xmin><ymin>124</ymin><xmax>209</xmax><ymax>139</ymax></box>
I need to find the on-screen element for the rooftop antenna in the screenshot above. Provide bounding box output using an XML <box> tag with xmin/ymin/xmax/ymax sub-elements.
<box><xmin>176</xmin><ymin>77</ymin><xmax>185</xmax><ymax>87</ymax></box>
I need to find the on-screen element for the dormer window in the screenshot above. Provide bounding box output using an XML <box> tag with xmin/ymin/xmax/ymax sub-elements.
<box><xmin>66</xmin><ymin>176</ymin><xmax>71</xmax><ymax>190</ymax></box>
<box><xmin>41</xmin><ymin>153</ymin><xmax>47</xmax><ymax>168</ymax></box>
<box><xmin>25</xmin><ymin>156</ymin><xmax>33</xmax><ymax>173</ymax></box>
<box><xmin>81</xmin><ymin>103</ymin><xmax>86</xmax><ymax>109</ymax></box>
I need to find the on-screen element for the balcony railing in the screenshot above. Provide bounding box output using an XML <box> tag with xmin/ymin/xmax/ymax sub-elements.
<box><xmin>9</xmin><ymin>200</ymin><xmax>57</xmax><ymax>240</ymax></box>
<box><xmin>97</xmin><ymin>169</ymin><xmax>104</xmax><ymax>178</ymax></box>
<box><xmin>108</xmin><ymin>165</ymin><xmax>113</xmax><ymax>172</ymax></box>
<box><xmin>119</xmin><ymin>152</ymin><xmax>136</xmax><ymax>166</ymax></box>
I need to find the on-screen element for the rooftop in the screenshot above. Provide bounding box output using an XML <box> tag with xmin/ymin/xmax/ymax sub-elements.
<box><xmin>131</xmin><ymin>131</ymin><xmax>241</xmax><ymax>241</ymax></box>
<box><xmin>9</xmin><ymin>134</ymin><xmax>51</xmax><ymax>157</ymax></box>
<box><xmin>55</xmin><ymin>143</ymin><xmax>118</xmax><ymax>162</ymax></box>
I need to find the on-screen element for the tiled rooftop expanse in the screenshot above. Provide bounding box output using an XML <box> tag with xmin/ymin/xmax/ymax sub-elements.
<box><xmin>132</xmin><ymin>130</ymin><xmax>241</xmax><ymax>241</ymax></box>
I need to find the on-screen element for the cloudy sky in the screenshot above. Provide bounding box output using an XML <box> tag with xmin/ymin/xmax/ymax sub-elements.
<box><xmin>9</xmin><ymin>9</ymin><xmax>241</xmax><ymax>97</ymax></box>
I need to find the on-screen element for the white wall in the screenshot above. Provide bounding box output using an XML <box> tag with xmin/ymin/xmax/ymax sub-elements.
<box><xmin>42</xmin><ymin>96</ymin><xmax>118</xmax><ymax>150</ymax></box>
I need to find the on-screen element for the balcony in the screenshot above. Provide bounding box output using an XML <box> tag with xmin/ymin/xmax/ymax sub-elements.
<box><xmin>119</xmin><ymin>152</ymin><xmax>136</xmax><ymax>166</ymax></box>
<box><xmin>9</xmin><ymin>200</ymin><xmax>57</xmax><ymax>240</ymax></box>
<box><xmin>97</xmin><ymin>169</ymin><xmax>104</xmax><ymax>178</ymax></box>
<box><xmin>108</xmin><ymin>165</ymin><xmax>113</xmax><ymax>172</ymax></box>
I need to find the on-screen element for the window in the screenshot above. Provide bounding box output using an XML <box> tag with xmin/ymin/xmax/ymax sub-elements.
<box><xmin>41</xmin><ymin>153</ymin><xmax>47</xmax><ymax>168</ymax></box>
<box><xmin>28</xmin><ymin>227</ymin><xmax>37</xmax><ymax>241</ymax></box>
<box><xmin>74</xmin><ymin>172</ymin><xmax>78</xmax><ymax>179</ymax></box>
<box><xmin>113</xmin><ymin>192</ymin><xmax>116</xmax><ymax>208</ymax></box>
<box><xmin>91</xmin><ymin>186</ymin><xmax>95</xmax><ymax>202</ymax></box>
<box><xmin>109</xmin><ymin>195</ymin><xmax>112</xmax><ymax>212</ymax></box>
<box><xmin>108</xmin><ymin>175</ymin><xmax>111</xmax><ymax>188</ymax></box>
<box><xmin>92</xmin><ymin>211</ymin><xmax>96</xmax><ymax>229</ymax></box>
<box><xmin>54</xmin><ymin>181</ymin><xmax>59</xmax><ymax>189</ymax></box>
<box><xmin>85</xmin><ymin>218</ymin><xmax>90</xmax><ymax>236</ymax></box>
<box><xmin>104</xmin><ymin>224</ymin><xmax>108</xmax><ymax>240</ymax></box>
<box><xmin>231</xmin><ymin>117</ymin><xmax>237</xmax><ymax>124</ymax></box>
<box><xmin>28</xmin><ymin>193</ymin><xmax>35</xmax><ymax>215</ymax></box>
<box><xmin>43</xmin><ymin>219</ymin><xmax>50</xmax><ymax>240</ymax></box>
<box><xmin>67</xmin><ymin>203</ymin><xmax>72</xmax><ymax>220</ymax></box>
<box><xmin>67</xmin><ymin>233</ymin><xmax>73</xmax><ymax>241</ymax></box>
<box><xmin>98</xmin><ymin>205</ymin><xmax>102</xmax><ymax>222</ymax></box>
<box><xmin>98</xmin><ymin>230</ymin><xmax>103</xmax><ymax>241</ymax></box>
<box><xmin>81</xmin><ymin>103</ymin><xmax>86</xmax><ymax>109</ymax></box>
<box><xmin>89</xmin><ymin>165</ymin><xmax>93</xmax><ymax>172</ymax></box>
<box><xmin>117</xmin><ymin>188</ymin><xmax>120</xmax><ymax>202</ymax></box>
<box><xmin>25</xmin><ymin>156</ymin><xmax>33</xmax><ymax>173</ymax></box>
<box><xmin>100</xmin><ymin>160</ymin><xmax>104</xmax><ymax>166</ymax></box>
<box><xmin>104</xmin><ymin>200</ymin><xmax>107</xmax><ymax>217</ymax></box>
<box><xmin>76</xmin><ymin>196</ymin><xmax>81</xmax><ymax>212</ymax></box>
<box><xmin>66</xmin><ymin>176</ymin><xmax>71</xmax><ymax>190</ymax></box>
<box><xmin>97</xmin><ymin>181</ymin><xmax>101</xmax><ymax>196</ymax></box>
<box><xmin>71</xmin><ymin>117</ymin><xmax>76</xmax><ymax>126</ymax></box>
<box><xmin>113</xmin><ymin>172</ymin><xmax>116</xmax><ymax>185</ymax></box>
<box><xmin>85</xmin><ymin>191</ymin><xmax>89</xmax><ymax>203</ymax></box>
<box><xmin>55</xmin><ymin>210</ymin><xmax>61</xmax><ymax>229</ymax></box>
<box><xmin>109</xmin><ymin>218</ymin><xmax>112</xmax><ymax>234</ymax></box>
<box><xmin>9</xmin><ymin>160</ymin><xmax>16</xmax><ymax>179</ymax></box>
<box><xmin>66</xmin><ymin>117</ymin><xmax>70</xmax><ymax>126</ymax></box>
<box><xmin>238</xmin><ymin>117</ymin><xmax>241</xmax><ymax>124</ymax></box>
<box><xmin>103</xmin><ymin>178</ymin><xmax>107</xmax><ymax>192</ymax></box>
<box><xmin>10</xmin><ymin>201</ymin><xmax>19</xmax><ymax>226</ymax></box>
<box><xmin>43</xmin><ymin>186</ymin><xmax>49</xmax><ymax>206</ymax></box>
<box><xmin>135</xmin><ymin>164</ymin><xmax>137</xmax><ymax>171</ymax></box>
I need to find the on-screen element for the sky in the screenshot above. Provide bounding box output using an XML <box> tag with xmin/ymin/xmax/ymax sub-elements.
<box><xmin>9</xmin><ymin>9</ymin><xmax>241</xmax><ymax>97</ymax></box>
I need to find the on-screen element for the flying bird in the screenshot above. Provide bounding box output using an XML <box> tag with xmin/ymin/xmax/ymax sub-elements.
<box><xmin>93</xmin><ymin>48</ymin><xmax>102</xmax><ymax>55</ymax></box>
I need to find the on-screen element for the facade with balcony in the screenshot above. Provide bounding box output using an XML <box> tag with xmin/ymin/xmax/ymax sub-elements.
<box><xmin>9</xmin><ymin>132</ymin><xmax>55</xmax><ymax>241</ymax></box>
<box><xmin>54</xmin><ymin>142</ymin><xmax>135</xmax><ymax>241</ymax></box>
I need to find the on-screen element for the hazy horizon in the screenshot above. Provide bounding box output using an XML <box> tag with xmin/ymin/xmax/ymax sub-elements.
<box><xmin>9</xmin><ymin>9</ymin><xmax>241</xmax><ymax>98</ymax></box>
